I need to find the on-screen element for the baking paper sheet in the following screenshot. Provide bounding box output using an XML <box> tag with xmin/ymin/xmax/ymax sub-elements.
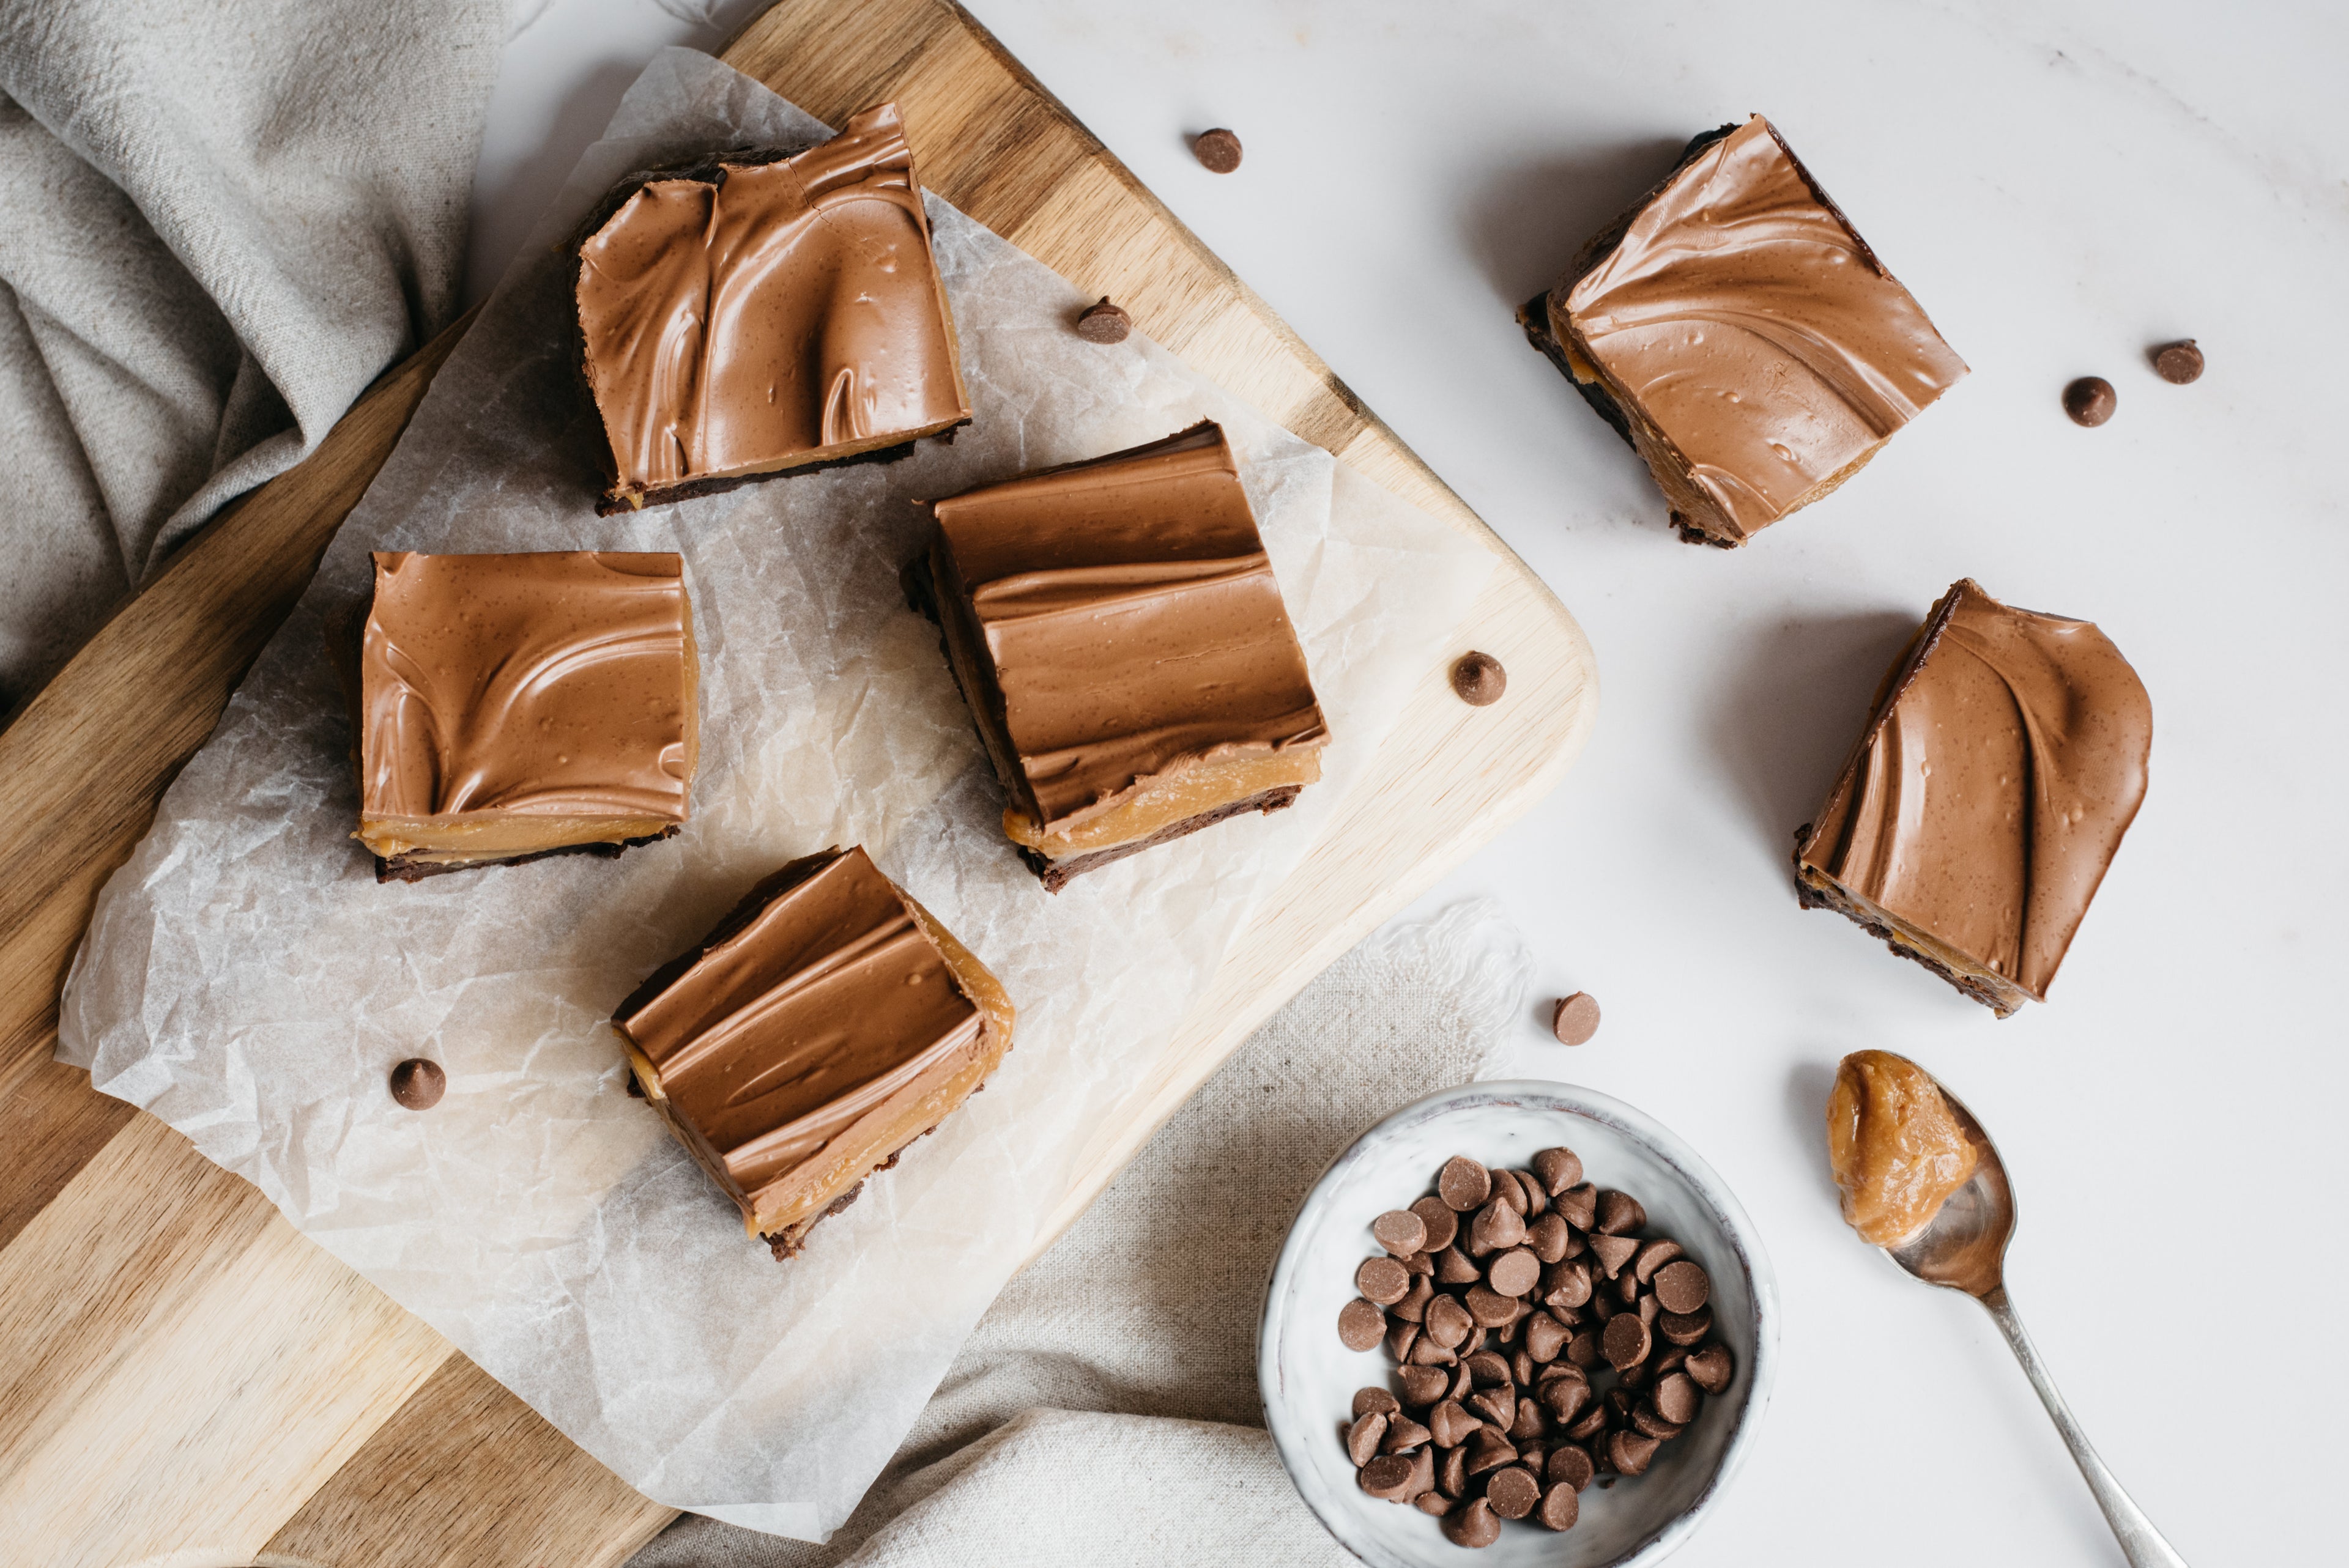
<box><xmin>58</xmin><ymin>48</ymin><xmax>1494</xmax><ymax>1539</ymax></box>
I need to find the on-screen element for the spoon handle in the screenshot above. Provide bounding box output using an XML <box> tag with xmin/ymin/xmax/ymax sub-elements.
<box><xmin>1981</xmin><ymin>1285</ymin><xmax>2189</xmax><ymax>1567</ymax></box>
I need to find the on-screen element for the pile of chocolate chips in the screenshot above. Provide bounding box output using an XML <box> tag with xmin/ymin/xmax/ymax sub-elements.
<box><xmin>1334</xmin><ymin>1149</ymin><xmax>1736</xmax><ymax>1547</ymax></box>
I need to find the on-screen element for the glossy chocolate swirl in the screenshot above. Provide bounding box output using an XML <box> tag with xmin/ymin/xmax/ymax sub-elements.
<box><xmin>1560</xmin><ymin>116</ymin><xmax>1967</xmax><ymax>541</ymax></box>
<box><xmin>1798</xmin><ymin>580</ymin><xmax>2151</xmax><ymax>1002</ymax></box>
<box><xmin>359</xmin><ymin>551</ymin><xmax>695</xmax><ymax>823</ymax></box>
<box><xmin>576</xmin><ymin>102</ymin><xmax>968</xmax><ymax>496</ymax></box>
<box><xmin>927</xmin><ymin>423</ymin><xmax>1329</xmax><ymax>831</ymax></box>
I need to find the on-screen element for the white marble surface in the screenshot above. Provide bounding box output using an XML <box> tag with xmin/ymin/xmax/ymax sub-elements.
<box><xmin>473</xmin><ymin>3</ymin><xmax>2346</xmax><ymax>1562</ymax></box>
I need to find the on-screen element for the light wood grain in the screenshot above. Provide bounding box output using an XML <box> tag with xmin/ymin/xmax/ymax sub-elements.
<box><xmin>0</xmin><ymin>1</ymin><xmax>1594</xmax><ymax>1562</ymax></box>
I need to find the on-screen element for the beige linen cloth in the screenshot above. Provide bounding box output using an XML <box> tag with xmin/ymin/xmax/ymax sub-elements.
<box><xmin>0</xmin><ymin>0</ymin><xmax>502</xmax><ymax>705</ymax></box>
<box><xmin>630</xmin><ymin>901</ymin><xmax>1531</xmax><ymax>1567</ymax></box>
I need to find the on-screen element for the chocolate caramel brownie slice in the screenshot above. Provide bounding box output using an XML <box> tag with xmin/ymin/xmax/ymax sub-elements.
<box><xmin>574</xmin><ymin>102</ymin><xmax>971</xmax><ymax>514</ymax></box>
<box><xmin>1520</xmin><ymin>116</ymin><xmax>1967</xmax><ymax>547</ymax></box>
<box><xmin>906</xmin><ymin>422</ymin><xmax>1330</xmax><ymax>891</ymax></box>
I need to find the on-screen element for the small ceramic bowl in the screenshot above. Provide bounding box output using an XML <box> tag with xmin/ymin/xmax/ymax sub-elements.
<box><xmin>1260</xmin><ymin>1081</ymin><xmax>1777</xmax><ymax>1567</ymax></box>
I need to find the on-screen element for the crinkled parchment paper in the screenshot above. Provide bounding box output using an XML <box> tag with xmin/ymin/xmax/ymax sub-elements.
<box><xmin>58</xmin><ymin>48</ymin><xmax>1493</xmax><ymax>1539</ymax></box>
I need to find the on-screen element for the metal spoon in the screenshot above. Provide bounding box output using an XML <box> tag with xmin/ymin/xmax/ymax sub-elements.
<box><xmin>1881</xmin><ymin>1083</ymin><xmax>2189</xmax><ymax>1568</ymax></box>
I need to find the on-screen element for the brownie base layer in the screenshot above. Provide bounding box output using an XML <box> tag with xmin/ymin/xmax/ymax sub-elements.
<box><xmin>1023</xmin><ymin>785</ymin><xmax>1304</xmax><ymax>893</ymax></box>
<box><xmin>1790</xmin><ymin>836</ymin><xmax>2028</xmax><ymax>1018</ymax></box>
<box><xmin>374</xmin><ymin>826</ymin><xmax>679</xmax><ymax>884</ymax></box>
<box><xmin>592</xmin><ymin>421</ymin><xmax>968</xmax><ymax>516</ymax></box>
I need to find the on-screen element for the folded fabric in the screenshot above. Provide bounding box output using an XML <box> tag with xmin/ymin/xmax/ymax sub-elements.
<box><xmin>628</xmin><ymin>901</ymin><xmax>1529</xmax><ymax>1567</ymax></box>
<box><xmin>0</xmin><ymin>0</ymin><xmax>502</xmax><ymax>703</ymax></box>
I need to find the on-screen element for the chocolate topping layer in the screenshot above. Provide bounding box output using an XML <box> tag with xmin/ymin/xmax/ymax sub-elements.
<box><xmin>1797</xmin><ymin>580</ymin><xmax>2151</xmax><ymax>1010</ymax></box>
<box><xmin>576</xmin><ymin>102</ymin><xmax>970</xmax><ymax>509</ymax></box>
<box><xmin>614</xmin><ymin>846</ymin><xmax>1013</xmax><ymax>1239</ymax></box>
<box><xmin>355</xmin><ymin>552</ymin><xmax>696</xmax><ymax>861</ymax></box>
<box><xmin>924</xmin><ymin>422</ymin><xmax>1329</xmax><ymax>835</ymax></box>
<box><xmin>1546</xmin><ymin>116</ymin><xmax>1967</xmax><ymax>545</ymax></box>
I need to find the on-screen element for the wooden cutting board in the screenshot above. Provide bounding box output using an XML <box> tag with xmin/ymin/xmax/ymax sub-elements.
<box><xmin>0</xmin><ymin>2</ymin><xmax>1595</xmax><ymax>1562</ymax></box>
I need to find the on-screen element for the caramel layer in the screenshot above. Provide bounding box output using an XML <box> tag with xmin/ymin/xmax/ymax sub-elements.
<box><xmin>354</xmin><ymin>552</ymin><xmax>697</xmax><ymax>865</ymax></box>
<box><xmin>575</xmin><ymin>102</ymin><xmax>970</xmax><ymax>508</ymax></box>
<box><xmin>1549</xmin><ymin>117</ymin><xmax>1966</xmax><ymax>545</ymax></box>
<box><xmin>615</xmin><ymin>847</ymin><xmax>1014</xmax><ymax>1241</ymax></box>
<box><xmin>923</xmin><ymin>423</ymin><xmax>1329</xmax><ymax>866</ymax></box>
<box><xmin>1797</xmin><ymin>579</ymin><xmax>2151</xmax><ymax>1010</ymax></box>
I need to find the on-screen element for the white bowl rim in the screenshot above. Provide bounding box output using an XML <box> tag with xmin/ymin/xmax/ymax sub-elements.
<box><xmin>1256</xmin><ymin>1078</ymin><xmax>1781</xmax><ymax>1568</ymax></box>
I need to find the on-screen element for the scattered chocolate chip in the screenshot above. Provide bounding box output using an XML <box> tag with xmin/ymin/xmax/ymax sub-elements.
<box><xmin>1409</xmin><ymin>1333</ymin><xmax>1456</xmax><ymax>1366</ymax></box>
<box><xmin>1392</xmin><ymin>1274</ymin><xmax>1433</xmax><ymax>1323</ymax></box>
<box><xmin>1554</xmin><ymin>1183</ymin><xmax>1598</xmax><ymax>1230</ymax></box>
<box><xmin>1442</xmin><ymin>1496</ymin><xmax>1501</xmax><ymax>1548</ymax></box>
<box><xmin>1381</xmin><ymin>1415</ymin><xmax>1432</xmax><ymax>1454</ymax></box>
<box><xmin>1609</xmin><ymin>1429</ymin><xmax>1661</xmax><ymax>1476</ymax></box>
<box><xmin>1434</xmin><ymin>1245</ymin><xmax>1482</xmax><ymax>1286</ymax></box>
<box><xmin>1465</xmin><ymin>1285</ymin><xmax>1518</xmax><ymax>1329</ymax></box>
<box><xmin>1400</xmin><ymin>1249</ymin><xmax>1433</xmax><ymax>1278</ymax></box>
<box><xmin>1428</xmin><ymin>1399</ymin><xmax>1479</xmax><ymax>1448</ymax></box>
<box><xmin>1658</xmin><ymin>1307</ymin><xmax>1712</xmax><ymax>1347</ymax></box>
<box><xmin>1438</xmin><ymin>1442</ymin><xmax>1470</xmax><ymax>1498</ymax></box>
<box><xmin>1353</xmin><ymin>1386</ymin><xmax>1401</xmax><ymax>1420</ymax></box>
<box><xmin>1388</xmin><ymin>1320</ymin><xmax>1420</xmax><ymax>1362</ymax></box>
<box><xmin>1652</xmin><ymin>1370</ymin><xmax>1701</xmax><ymax>1425</ymax></box>
<box><xmin>1450</xmin><ymin>650</ymin><xmax>1507</xmax><ymax>706</ymax></box>
<box><xmin>1546</xmin><ymin>1441</ymin><xmax>1595</xmax><ymax>1493</ymax></box>
<box><xmin>1471</xmin><ymin>1199</ymin><xmax>1527</xmax><ymax>1254</ymax></box>
<box><xmin>2152</xmin><ymin>339</ymin><xmax>2203</xmax><ymax>384</ymax></box>
<box><xmin>1564</xmin><ymin>1399</ymin><xmax>1609</xmax><ymax>1443</ymax></box>
<box><xmin>2064</xmin><ymin>375</ymin><xmax>2116</xmax><ymax>427</ymax></box>
<box><xmin>1593</xmin><ymin>1190</ymin><xmax>1645</xmax><ymax>1235</ymax></box>
<box><xmin>1356</xmin><ymin>1255</ymin><xmax>1411</xmax><ymax>1306</ymax></box>
<box><xmin>389</xmin><ymin>1057</ymin><xmax>445</xmax><ymax>1110</ymax></box>
<box><xmin>1631</xmin><ymin>1238</ymin><xmax>1684</xmax><ymax>1284</ymax></box>
<box><xmin>1399</xmin><ymin>1364</ymin><xmax>1449</xmax><ymax>1405</ymax></box>
<box><xmin>1542</xmin><ymin>1259</ymin><xmax>1592</xmax><ymax>1311</ymax></box>
<box><xmin>1424</xmin><ymin>1293</ymin><xmax>1474</xmax><ymax>1350</ymax></box>
<box><xmin>1490</xmin><ymin>1166</ymin><xmax>1529</xmax><ymax>1215</ymax></box>
<box><xmin>1072</xmin><ymin>297</ymin><xmax>1132</xmax><ymax>344</ymax></box>
<box><xmin>1439</xmin><ymin>1155</ymin><xmax>1492</xmax><ymax>1211</ymax></box>
<box><xmin>1508</xmin><ymin>1392</ymin><xmax>1547</xmax><ymax>1443</ymax></box>
<box><xmin>1537</xmin><ymin>1375</ymin><xmax>1590</xmax><ymax>1426</ymax></box>
<box><xmin>1487</xmin><ymin>1248</ymin><xmax>1541</xmax><ymax>1298</ymax></box>
<box><xmin>1588</xmin><ymin>1233</ymin><xmax>1639</xmax><ymax>1278</ymax></box>
<box><xmin>1410</xmin><ymin>1196</ymin><xmax>1460</xmax><ymax>1253</ymax></box>
<box><xmin>1463</xmin><ymin>1430</ymin><xmax>1518</xmax><ymax>1476</ymax></box>
<box><xmin>1549</xmin><ymin>992</ymin><xmax>1601</xmax><ymax>1045</ymax></box>
<box><xmin>1415</xmin><ymin>1488</ymin><xmax>1453</xmax><ymax>1516</ymax></box>
<box><xmin>1683</xmin><ymin>1342</ymin><xmax>1734</xmax><ymax>1394</ymax></box>
<box><xmin>1536</xmin><ymin>1479</ymin><xmax>1581</xmax><ymax>1529</ymax></box>
<box><xmin>1192</xmin><ymin>127</ymin><xmax>1244</xmax><ymax>172</ymax></box>
<box><xmin>1468</xmin><ymin>1383</ymin><xmax>1516</xmax><ymax>1430</ymax></box>
<box><xmin>1371</xmin><ymin>1208</ymin><xmax>1427</xmax><ymax>1257</ymax></box>
<box><xmin>1515</xmin><ymin>1172</ymin><xmax>1547</xmax><ymax>1219</ymax></box>
<box><xmin>1359</xmin><ymin>1452</ymin><xmax>1417</xmax><ymax>1500</ymax></box>
<box><xmin>1339</xmin><ymin>1297</ymin><xmax>1387</xmax><ymax>1351</ymax></box>
<box><xmin>1601</xmin><ymin>1312</ymin><xmax>1652</xmax><ymax>1371</ymax></box>
<box><xmin>1653</xmin><ymin>1259</ymin><xmax>1710</xmax><ymax>1316</ymax></box>
<box><xmin>1524</xmin><ymin>1312</ymin><xmax>1569</xmax><ymax>1364</ymax></box>
<box><xmin>1630</xmin><ymin>1404</ymin><xmax>1685</xmax><ymax>1440</ymax></box>
<box><xmin>1565</xmin><ymin>1329</ymin><xmax>1603</xmax><ymax>1370</ymax></box>
<box><xmin>1348</xmin><ymin>1411</ymin><xmax>1388</xmax><ymax>1465</ymax></box>
<box><xmin>1530</xmin><ymin>1147</ymin><xmax>1583</xmax><ymax>1194</ymax></box>
<box><xmin>1510</xmin><ymin>1347</ymin><xmax>1535</xmax><ymax>1387</ymax></box>
<box><xmin>1463</xmin><ymin>1350</ymin><xmax>1510</xmax><ymax>1387</ymax></box>
<box><xmin>1486</xmin><ymin>1464</ymin><xmax>1542</xmax><ymax>1520</ymax></box>
<box><xmin>1525</xmin><ymin>1213</ymin><xmax>1572</xmax><ymax>1266</ymax></box>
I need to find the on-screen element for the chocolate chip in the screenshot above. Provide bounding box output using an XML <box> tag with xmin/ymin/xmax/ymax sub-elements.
<box><xmin>1630</xmin><ymin>1404</ymin><xmax>1685</xmax><ymax>1440</ymax></box>
<box><xmin>1486</xmin><ymin>1248</ymin><xmax>1540</xmax><ymax>1298</ymax></box>
<box><xmin>1441</xmin><ymin>1496</ymin><xmax>1501</xmax><ymax>1548</ymax></box>
<box><xmin>1424</xmin><ymin>1293</ymin><xmax>1474</xmax><ymax>1349</ymax></box>
<box><xmin>1508</xmin><ymin>1396</ymin><xmax>1548</xmax><ymax>1443</ymax></box>
<box><xmin>1382</xmin><ymin>1415</ymin><xmax>1432</xmax><ymax>1454</ymax></box>
<box><xmin>1463</xmin><ymin>1430</ymin><xmax>1518</xmax><ymax>1476</ymax></box>
<box><xmin>1398</xmin><ymin>1365</ymin><xmax>1449</xmax><ymax>1406</ymax></box>
<box><xmin>1399</xmin><ymin>1248</ymin><xmax>1433</xmax><ymax>1277</ymax></box>
<box><xmin>1356</xmin><ymin>1255</ymin><xmax>1411</xmax><ymax>1306</ymax></box>
<box><xmin>1192</xmin><ymin>127</ymin><xmax>1244</xmax><ymax>173</ymax></box>
<box><xmin>1410</xmin><ymin>1196</ymin><xmax>1460</xmax><ymax>1253</ymax></box>
<box><xmin>1486</xmin><ymin>1464</ymin><xmax>1542</xmax><ymax>1520</ymax></box>
<box><xmin>1588</xmin><ymin>1233</ymin><xmax>1639</xmax><ymax>1278</ymax></box>
<box><xmin>1510</xmin><ymin>1347</ymin><xmax>1535</xmax><ymax>1387</ymax></box>
<box><xmin>1434</xmin><ymin>1245</ymin><xmax>1481</xmax><ymax>1285</ymax></box>
<box><xmin>1409</xmin><ymin>1334</ymin><xmax>1457</xmax><ymax>1366</ymax></box>
<box><xmin>1652</xmin><ymin>1370</ymin><xmax>1701</xmax><ymax>1425</ymax></box>
<box><xmin>389</xmin><ymin>1057</ymin><xmax>445</xmax><ymax>1110</ymax></box>
<box><xmin>1549</xmin><ymin>992</ymin><xmax>1601</xmax><ymax>1045</ymax></box>
<box><xmin>1438</xmin><ymin>1441</ymin><xmax>1470</xmax><ymax>1497</ymax></box>
<box><xmin>1554</xmin><ymin>1182</ymin><xmax>1598</xmax><ymax>1230</ymax></box>
<box><xmin>1338</xmin><ymin>1297</ymin><xmax>1386</xmax><ymax>1350</ymax></box>
<box><xmin>1565</xmin><ymin>1329</ymin><xmax>1603</xmax><ymax>1369</ymax></box>
<box><xmin>1524</xmin><ymin>1312</ymin><xmax>1569</xmax><ymax>1364</ymax></box>
<box><xmin>1073</xmin><ymin>297</ymin><xmax>1131</xmax><ymax>344</ymax></box>
<box><xmin>1515</xmin><ymin>1171</ymin><xmax>1548</xmax><ymax>1219</ymax></box>
<box><xmin>1430</xmin><ymin>1399</ymin><xmax>1480</xmax><ymax>1448</ymax></box>
<box><xmin>1616</xmin><ymin>1269</ymin><xmax>1641</xmax><ymax>1307</ymax></box>
<box><xmin>1684</xmin><ymin>1342</ymin><xmax>1734</xmax><ymax>1394</ymax></box>
<box><xmin>1439</xmin><ymin>1155</ymin><xmax>1492</xmax><ymax>1211</ymax></box>
<box><xmin>1359</xmin><ymin>1453</ymin><xmax>1416</xmax><ymax>1500</ymax></box>
<box><xmin>1537</xmin><ymin>1479</ymin><xmax>1581</xmax><ymax>1529</ymax></box>
<box><xmin>1391</xmin><ymin>1275</ymin><xmax>1433</xmax><ymax>1324</ymax></box>
<box><xmin>1542</xmin><ymin>1258</ymin><xmax>1593</xmax><ymax>1310</ymax></box>
<box><xmin>1658</xmin><ymin>1307</ymin><xmax>1712</xmax><ymax>1347</ymax></box>
<box><xmin>1528</xmin><ymin>1149</ymin><xmax>1580</xmax><ymax>1198</ymax></box>
<box><xmin>1652</xmin><ymin>1259</ymin><xmax>1710</xmax><ymax>1315</ymax></box>
<box><xmin>1406</xmin><ymin>1444</ymin><xmax>1436</xmax><ymax>1500</ymax></box>
<box><xmin>1486</xmin><ymin>1166</ymin><xmax>1525</xmax><ymax>1216</ymax></box>
<box><xmin>1468</xmin><ymin>1383</ymin><xmax>1516</xmax><ymax>1430</ymax></box>
<box><xmin>1592</xmin><ymin>1190</ymin><xmax>1644</xmax><ymax>1235</ymax></box>
<box><xmin>2152</xmin><ymin>339</ymin><xmax>2204</xmax><ymax>384</ymax></box>
<box><xmin>1371</xmin><ymin>1209</ymin><xmax>1427</xmax><ymax>1257</ymax></box>
<box><xmin>1537</xmin><ymin>1375</ymin><xmax>1589</xmax><ymax>1425</ymax></box>
<box><xmin>1353</xmin><ymin>1386</ymin><xmax>1401</xmax><ymax>1421</ymax></box>
<box><xmin>1470</xmin><ymin>1199</ymin><xmax>1526</xmax><ymax>1254</ymax></box>
<box><xmin>1609</xmin><ymin>1430</ymin><xmax>1662</xmax><ymax>1476</ymax></box>
<box><xmin>1464</xmin><ymin>1350</ymin><xmax>1511</xmax><ymax>1387</ymax></box>
<box><xmin>1631</xmin><ymin>1238</ymin><xmax>1684</xmax><ymax>1284</ymax></box>
<box><xmin>1563</xmin><ymin>1399</ymin><xmax>1609</xmax><ymax>1443</ymax></box>
<box><xmin>1450</xmin><ymin>650</ymin><xmax>1507</xmax><ymax>706</ymax></box>
<box><xmin>1523</xmin><ymin>1213</ymin><xmax>1570</xmax><ymax>1267</ymax></box>
<box><xmin>1587</xmin><ymin>1291</ymin><xmax>1614</xmax><ymax>1325</ymax></box>
<box><xmin>1546</xmin><ymin>1441</ymin><xmax>1595</xmax><ymax>1493</ymax></box>
<box><xmin>2064</xmin><ymin>375</ymin><xmax>2117</xmax><ymax>427</ymax></box>
<box><xmin>1348</xmin><ymin>1411</ymin><xmax>1388</xmax><ymax>1465</ymax></box>
<box><xmin>1464</xmin><ymin>1284</ymin><xmax>1519</xmax><ymax>1328</ymax></box>
<box><xmin>1447</xmin><ymin>1361</ymin><xmax>1475</xmax><ymax>1403</ymax></box>
<box><xmin>1602</xmin><ymin>1312</ymin><xmax>1652</xmax><ymax>1370</ymax></box>
<box><xmin>1415</xmin><ymin>1489</ymin><xmax>1453</xmax><ymax>1517</ymax></box>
